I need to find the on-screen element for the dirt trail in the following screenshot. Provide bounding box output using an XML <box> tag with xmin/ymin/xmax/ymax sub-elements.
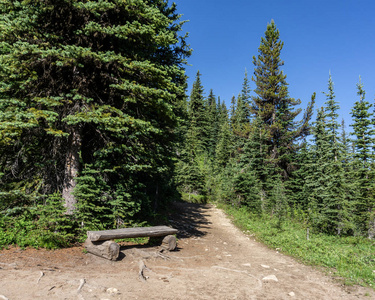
<box><xmin>0</xmin><ymin>202</ymin><xmax>373</xmax><ymax>299</ymax></box>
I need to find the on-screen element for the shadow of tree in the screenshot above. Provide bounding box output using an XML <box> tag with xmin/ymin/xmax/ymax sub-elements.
<box><xmin>167</xmin><ymin>201</ymin><xmax>212</xmax><ymax>239</ymax></box>
<box><xmin>117</xmin><ymin>201</ymin><xmax>212</xmax><ymax>256</ymax></box>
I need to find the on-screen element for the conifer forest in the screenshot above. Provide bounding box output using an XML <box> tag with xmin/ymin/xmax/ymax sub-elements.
<box><xmin>0</xmin><ymin>0</ymin><xmax>374</xmax><ymax>249</ymax></box>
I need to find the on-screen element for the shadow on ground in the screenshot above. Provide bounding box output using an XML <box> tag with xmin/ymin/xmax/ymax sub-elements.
<box><xmin>167</xmin><ymin>201</ymin><xmax>212</xmax><ymax>239</ymax></box>
<box><xmin>116</xmin><ymin>201</ymin><xmax>212</xmax><ymax>257</ymax></box>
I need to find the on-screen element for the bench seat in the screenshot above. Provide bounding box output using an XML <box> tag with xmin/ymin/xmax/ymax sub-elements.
<box><xmin>87</xmin><ymin>225</ymin><xmax>178</xmax><ymax>242</ymax></box>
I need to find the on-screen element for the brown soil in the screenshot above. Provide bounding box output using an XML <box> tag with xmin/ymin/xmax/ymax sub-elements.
<box><xmin>0</xmin><ymin>202</ymin><xmax>373</xmax><ymax>299</ymax></box>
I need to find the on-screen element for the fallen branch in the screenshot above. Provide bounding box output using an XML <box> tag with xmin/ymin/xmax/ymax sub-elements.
<box><xmin>37</xmin><ymin>271</ymin><xmax>44</xmax><ymax>284</ymax></box>
<box><xmin>77</xmin><ymin>278</ymin><xmax>86</xmax><ymax>293</ymax></box>
<box><xmin>138</xmin><ymin>260</ymin><xmax>149</xmax><ymax>282</ymax></box>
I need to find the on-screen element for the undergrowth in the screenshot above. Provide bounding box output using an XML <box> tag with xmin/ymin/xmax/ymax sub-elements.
<box><xmin>0</xmin><ymin>193</ymin><xmax>75</xmax><ymax>249</ymax></box>
<box><xmin>219</xmin><ymin>204</ymin><xmax>375</xmax><ymax>289</ymax></box>
<box><xmin>181</xmin><ymin>192</ymin><xmax>208</xmax><ymax>204</ymax></box>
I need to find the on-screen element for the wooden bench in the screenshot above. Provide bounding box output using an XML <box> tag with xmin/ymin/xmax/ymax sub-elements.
<box><xmin>84</xmin><ymin>226</ymin><xmax>178</xmax><ymax>260</ymax></box>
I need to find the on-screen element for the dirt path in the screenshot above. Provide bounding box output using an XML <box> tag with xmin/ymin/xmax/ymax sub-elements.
<box><xmin>0</xmin><ymin>202</ymin><xmax>373</xmax><ymax>299</ymax></box>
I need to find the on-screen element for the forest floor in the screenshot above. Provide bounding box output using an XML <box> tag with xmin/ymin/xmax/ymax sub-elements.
<box><xmin>0</xmin><ymin>202</ymin><xmax>374</xmax><ymax>300</ymax></box>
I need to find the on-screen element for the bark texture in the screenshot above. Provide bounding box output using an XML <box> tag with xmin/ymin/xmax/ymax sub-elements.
<box><xmin>84</xmin><ymin>239</ymin><xmax>120</xmax><ymax>261</ymax></box>
<box><xmin>62</xmin><ymin>127</ymin><xmax>82</xmax><ymax>214</ymax></box>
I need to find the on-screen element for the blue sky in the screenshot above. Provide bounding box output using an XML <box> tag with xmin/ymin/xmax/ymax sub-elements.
<box><xmin>173</xmin><ymin>0</ymin><xmax>375</xmax><ymax>126</ymax></box>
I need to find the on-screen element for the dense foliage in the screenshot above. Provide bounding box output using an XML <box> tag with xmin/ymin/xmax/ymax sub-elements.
<box><xmin>1</xmin><ymin>4</ymin><xmax>374</xmax><ymax>251</ymax></box>
<box><xmin>177</xmin><ymin>20</ymin><xmax>375</xmax><ymax>239</ymax></box>
<box><xmin>0</xmin><ymin>0</ymin><xmax>190</xmax><ymax>247</ymax></box>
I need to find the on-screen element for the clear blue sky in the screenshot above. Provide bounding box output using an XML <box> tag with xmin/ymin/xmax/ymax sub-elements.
<box><xmin>173</xmin><ymin>0</ymin><xmax>375</xmax><ymax>126</ymax></box>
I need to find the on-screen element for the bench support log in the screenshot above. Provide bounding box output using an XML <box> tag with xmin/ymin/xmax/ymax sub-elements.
<box><xmin>161</xmin><ymin>235</ymin><xmax>177</xmax><ymax>251</ymax></box>
<box><xmin>84</xmin><ymin>239</ymin><xmax>120</xmax><ymax>261</ymax></box>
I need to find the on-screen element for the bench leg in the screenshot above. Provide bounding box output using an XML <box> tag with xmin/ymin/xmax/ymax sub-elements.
<box><xmin>161</xmin><ymin>235</ymin><xmax>177</xmax><ymax>251</ymax></box>
<box><xmin>84</xmin><ymin>238</ymin><xmax>120</xmax><ymax>260</ymax></box>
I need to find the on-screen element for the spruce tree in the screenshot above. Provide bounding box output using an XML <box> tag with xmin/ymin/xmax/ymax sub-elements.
<box><xmin>0</xmin><ymin>0</ymin><xmax>190</xmax><ymax>226</ymax></box>
<box><xmin>350</xmin><ymin>78</ymin><xmax>375</xmax><ymax>234</ymax></box>
<box><xmin>251</xmin><ymin>20</ymin><xmax>314</xmax><ymax>179</ymax></box>
<box><xmin>206</xmin><ymin>89</ymin><xmax>219</xmax><ymax>156</ymax></box>
<box><xmin>350</xmin><ymin>77</ymin><xmax>374</xmax><ymax>165</ymax></box>
<box><xmin>323</xmin><ymin>73</ymin><xmax>341</xmax><ymax>161</ymax></box>
<box><xmin>232</xmin><ymin>70</ymin><xmax>251</xmax><ymax>138</ymax></box>
<box><xmin>306</xmin><ymin>76</ymin><xmax>354</xmax><ymax>235</ymax></box>
<box><xmin>175</xmin><ymin>71</ymin><xmax>210</xmax><ymax>198</ymax></box>
<box><xmin>188</xmin><ymin>71</ymin><xmax>208</xmax><ymax>151</ymax></box>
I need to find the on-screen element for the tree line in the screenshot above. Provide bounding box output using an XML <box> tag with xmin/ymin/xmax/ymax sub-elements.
<box><xmin>0</xmin><ymin>1</ymin><xmax>373</xmax><ymax>248</ymax></box>
<box><xmin>176</xmin><ymin>21</ymin><xmax>375</xmax><ymax>239</ymax></box>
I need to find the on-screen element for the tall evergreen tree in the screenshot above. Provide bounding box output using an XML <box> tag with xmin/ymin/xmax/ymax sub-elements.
<box><xmin>175</xmin><ymin>71</ymin><xmax>210</xmax><ymax>197</ymax></box>
<box><xmin>0</xmin><ymin>0</ymin><xmax>190</xmax><ymax>226</ymax></box>
<box><xmin>188</xmin><ymin>71</ymin><xmax>208</xmax><ymax>151</ymax></box>
<box><xmin>206</xmin><ymin>89</ymin><xmax>219</xmax><ymax>156</ymax></box>
<box><xmin>350</xmin><ymin>77</ymin><xmax>374</xmax><ymax>165</ymax></box>
<box><xmin>350</xmin><ymin>77</ymin><xmax>375</xmax><ymax>235</ymax></box>
<box><xmin>251</xmin><ymin>20</ymin><xmax>313</xmax><ymax>179</ymax></box>
<box><xmin>306</xmin><ymin>77</ymin><xmax>354</xmax><ymax>235</ymax></box>
<box><xmin>323</xmin><ymin>73</ymin><xmax>341</xmax><ymax>161</ymax></box>
<box><xmin>230</xmin><ymin>95</ymin><xmax>237</xmax><ymax>128</ymax></box>
<box><xmin>232</xmin><ymin>70</ymin><xmax>251</xmax><ymax>138</ymax></box>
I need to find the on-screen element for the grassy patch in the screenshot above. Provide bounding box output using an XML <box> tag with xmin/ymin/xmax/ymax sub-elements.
<box><xmin>219</xmin><ymin>204</ymin><xmax>375</xmax><ymax>288</ymax></box>
<box><xmin>181</xmin><ymin>192</ymin><xmax>208</xmax><ymax>204</ymax></box>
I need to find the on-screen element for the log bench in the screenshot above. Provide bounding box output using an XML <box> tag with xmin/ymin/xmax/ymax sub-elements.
<box><xmin>84</xmin><ymin>225</ymin><xmax>178</xmax><ymax>260</ymax></box>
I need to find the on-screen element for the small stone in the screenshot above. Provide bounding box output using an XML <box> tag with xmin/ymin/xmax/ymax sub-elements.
<box><xmin>223</xmin><ymin>242</ymin><xmax>228</xmax><ymax>245</ymax></box>
<box><xmin>106</xmin><ymin>287</ymin><xmax>119</xmax><ymax>294</ymax></box>
<box><xmin>262</xmin><ymin>275</ymin><xmax>278</xmax><ymax>282</ymax></box>
<box><xmin>288</xmin><ymin>292</ymin><xmax>295</xmax><ymax>297</ymax></box>
<box><xmin>261</xmin><ymin>264</ymin><xmax>270</xmax><ymax>269</ymax></box>
<box><xmin>242</xmin><ymin>263</ymin><xmax>251</xmax><ymax>267</ymax></box>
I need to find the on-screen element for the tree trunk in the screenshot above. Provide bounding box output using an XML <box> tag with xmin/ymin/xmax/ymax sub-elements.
<box><xmin>62</xmin><ymin>126</ymin><xmax>82</xmax><ymax>214</ymax></box>
<box><xmin>368</xmin><ymin>211</ymin><xmax>375</xmax><ymax>239</ymax></box>
<box><xmin>84</xmin><ymin>239</ymin><xmax>120</xmax><ymax>260</ymax></box>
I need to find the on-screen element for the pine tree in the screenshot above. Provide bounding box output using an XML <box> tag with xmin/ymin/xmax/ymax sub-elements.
<box><xmin>230</xmin><ymin>95</ymin><xmax>237</xmax><ymax>127</ymax></box>
<box><xmin>188</xmin><ymin>71</ymin><xmax>208</xmax><ymax>151</ymax></box>
<box><xmin>0</xmin><ymin>1</ymin><xmax>190</xmax><ymax>226</ymax></box>
<box><xmin>286</xmin><ymin>93</ymin><xmax>316</xmax><ymax>211</ymax></box>
<box><xmin>306</xmin><ymin>76</ymin><xmax>354</xmax><ymax>235</ymax></box>
<box><xmin>251</xmin><ymin>20</ymin><xmax>313</xmax><ymax>179</ymax></box>
<box><xmin>215</xmin><ymin>104</ymin><xmax>232</xmax><ymax>169</ymax></box>
<box><xmin>350</xmin><ymin>77</ymin><xmax>375</xmax><ymax>235</ymax></box>
<box><xmin>206</xmin><ymin>89</ymin><xmax>219</xmax><ymax>156</ymax></box>
<box><xmin>350</xmin><ymin>77</ymin><xmax>374</xmax><ymax>165</ymax></box>
<box><xmin>232</xmin><ymin>70</ymin><xmax>251</xmax><ymax>138</ymax></box>
<box><xmin>323</xmin><ymin>73</ymin><xmax>341</xmax><ymax>161</ymax></box>
<box><xmin>175</xmin><ymin>71</ymin><xmax>211</xmax><ymax>198</ymax></box>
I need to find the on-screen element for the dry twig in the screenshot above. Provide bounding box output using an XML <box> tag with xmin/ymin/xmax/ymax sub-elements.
<box><xmin>37</xmin><ymin>271</ymin><xmax>44</xmax><ymax>284</ymax></box>
<box><xmin>138</xmin><ymin>260</ymin><xmax>150</xmax><ymax>282</ymax></box>
<box><xmin>77</xmin><ymin>278</ymin><xmax>86</xmax><ymax>293</ymax></box>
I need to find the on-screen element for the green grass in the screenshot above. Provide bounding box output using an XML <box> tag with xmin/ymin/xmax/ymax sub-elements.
<box><xmin>219</xmin><ymin>204</ymin><xmax>375</xmax><ymax>289</ymax></box>
<box><xmin>181</xmin><ymin>192</ymin><xmax>208</xmax><ymax>204</ymax></box>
